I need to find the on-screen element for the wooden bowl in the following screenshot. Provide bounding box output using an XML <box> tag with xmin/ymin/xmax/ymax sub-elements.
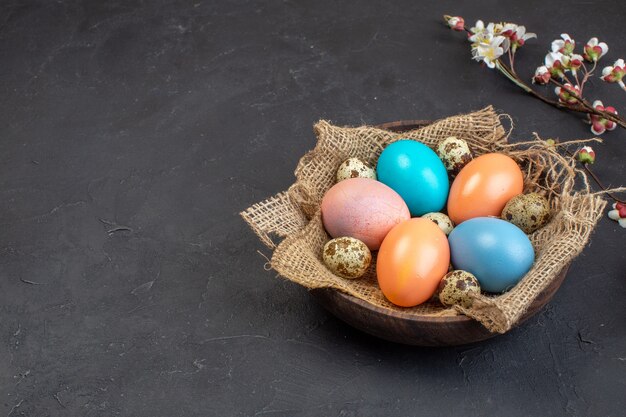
<box><xmin>309</xmin><ymin>119</ymin><xmax>570</xmax><ymax>346</ymax></box>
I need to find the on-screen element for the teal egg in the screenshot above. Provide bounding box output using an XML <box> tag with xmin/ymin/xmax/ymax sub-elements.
<box><xmin>448</xmin><ymin>217</ymin><xmax>535</xmax><ymax>293</ymax></box>
<box><xmin>376</xmin><ymin>140</ymin><xmax>449</xmax><ymax>216</ymax></box>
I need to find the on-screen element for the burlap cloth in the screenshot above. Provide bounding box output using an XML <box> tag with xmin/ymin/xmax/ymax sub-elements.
<box><xmin>241</xmin><ymin>106</ymin><xmax>607</xmax><ymax>333</ymax></box>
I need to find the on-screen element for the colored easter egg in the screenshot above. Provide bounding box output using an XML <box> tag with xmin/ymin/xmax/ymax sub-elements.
<box><xmin>447</xmin><ymin>153</ymin><xmax>524</xmax><ymax>225</ymax></box>
<box><xmin>321</xmin><ymin>178</ymin><xmax>410</xmax><ymax>250</ymax></box>
<box><xmin>377</xmin><ymin>218</ymin><xmax>450</xmax><ymax>307</ymax></box>
<box><xmin>448</xmin><ymin>217</ymin><xmax>535</xmax><ymax>293</ymax></box>
<box><xmin>376</xmin><ymin>140</ymin><xmax>449</xmax><ymax>216</ymax></box>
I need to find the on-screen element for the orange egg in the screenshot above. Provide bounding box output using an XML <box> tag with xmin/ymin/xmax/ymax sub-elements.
<box><xmin>376</xmin><ymin>218</ymin><xmax>450</xmax><ymax>307</ymax></box>
<box><xmin>447</xmin><ymin>153</ymin><xmax>524</xmax><ymax>225</ymax></box>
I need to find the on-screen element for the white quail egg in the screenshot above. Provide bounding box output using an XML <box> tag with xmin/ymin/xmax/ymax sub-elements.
<box><xmin>437</xmin><ymin>270</ymin><xmax>481</xmax><ymax>309</ymax></box>
<box><xmin>336</xmin><ymin>158</ymin><xmax>376</xmax><ymax>182</ymax></box>
<box><xmin>436</xmin><ymin>136</ymin><xmax>473</xmax><ymax>177</ymax></box>
<box><xmin>501</xmin><ymin>193</ymin><xmax>551</xmax><ymax>234</ymax></box>
<box><xmin>322</xmin><ymin>237</ymin><xmax>371</xmax><ymax>279</ymax></box>
<box><xmin>422</xmin><ymin>212</ymin><xmax>454</xmax><ymax>235</ymax></box>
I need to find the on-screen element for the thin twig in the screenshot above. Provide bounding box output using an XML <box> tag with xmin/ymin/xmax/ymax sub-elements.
<box><xmin>564</xmin><ymin>148</ymin><xmax>625</xmax><ymax>203</ymax></box>
<box><xmin>580</xmin><ymin>60</ymin><xmax>597</xmax><ymax>92</ymax></box>
<box><xmin>584</xmin><ymin>166</ymin><xmax>625</xmax><ymax>203</ymax></box>
<box><xmin>508</xmin><ymin>49</ymin><xmax>516</xmax><ymax>75</ymax></box>
<box><xmin>496</xmin><ymin>60</ymin><xmax>563</xmax><ymax>107</ymax></box>
<box><xmin>573</xmin><ymin>69</ymin><xmax>581</xmax><ymax>89</ymax></box>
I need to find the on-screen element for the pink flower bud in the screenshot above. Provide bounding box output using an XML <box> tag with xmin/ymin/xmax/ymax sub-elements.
<box><xmin>545</xmin><ymin>52</ymin><xmax>565</xmax><ymax>79</ymax></box>
<box><xmin>608</xmin><ymin>202</ymin><xmax>626</xmax><ymax>228</ymax></box>
<box><xmin>501</xmin><ymin>23</ymin><xmax>536</xmax><ymax>51</ymax></box>
<box><xmin>587</xmin><ymin>100</ymin><xmax>617</xmax><ymax>135</ymax></box>
<box><xmin>601</xmin><ymin>59</ymin><xmax>626</xmax><ymax>90</ymax></box>
<box><xmin>583</xmin><ymin>38</ymin><xmax>608</xmax><ymax>62</ymax></box>
<box><xmin>533</xmin><ymin>66</ymin><xmax>550</xmax><ymax>84</ymax></box>
<box><xmin>552</xmin><ymin>34</ymin><xmax>575</xmax><ymax>55</ymax></box>
<box><xmin>576</xmin><ymin>146</ymin><xmax>595</xmax><ymax>164</ymax></box>
<box><xmin>567</xmin><ymin>54</ymin><xmax>584</xmax><ymax>72</ymax></box>
<box><xmin>554</xmin><ymin>83</ymin><xmax>580</xmax><ymax>105</ymax></box>
<box><xmin>446</xmin><ymin>16</ymin><xmax>465</xmax><ymax>31</ymax></box>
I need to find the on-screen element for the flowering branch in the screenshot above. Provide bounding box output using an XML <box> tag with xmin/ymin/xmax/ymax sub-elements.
<box><xmin>444</xmin><ymin>15</ymin><xmax>626</xmax><ymax>135</ymax></box>
<box><xmin>443</xmin><ymin>16</ymin><xmax>625</xmax><ymax>227</ymax></box>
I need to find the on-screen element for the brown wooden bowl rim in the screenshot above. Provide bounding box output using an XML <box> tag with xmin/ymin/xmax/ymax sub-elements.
<box><xmin>314</xmin><ymin>290</ymin><xmax>478</xmax><ymax>323</ymax></box>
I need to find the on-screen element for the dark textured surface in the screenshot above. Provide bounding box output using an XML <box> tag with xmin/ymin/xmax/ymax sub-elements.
<box><xmin>0</xmin><ymin>1</ymin><xmax>624</xmax><ymax>416</ymax></box>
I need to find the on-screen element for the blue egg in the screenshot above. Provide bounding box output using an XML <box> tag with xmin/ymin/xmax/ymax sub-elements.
<box><xmin>376</xmin><ymin>140</ymin><xmax>449</xmax><ymax>216</ymax></box>
<box><xmin>448</xmin><ymin>217</ymin><xmax>535</xmax><ymax>293</ymax></box>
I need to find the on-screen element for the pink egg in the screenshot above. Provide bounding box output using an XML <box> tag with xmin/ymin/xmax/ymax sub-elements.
<box><xmin>321</xmin><ymin>178</ymin><xmax>410</xmax><ymax>250</ymax></box>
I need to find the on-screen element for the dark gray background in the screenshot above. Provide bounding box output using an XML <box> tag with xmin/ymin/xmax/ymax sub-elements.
<box><xmin>0</xmin><ymin>1</ymin><xmax>624</xmax><ymax>416</ymax></box>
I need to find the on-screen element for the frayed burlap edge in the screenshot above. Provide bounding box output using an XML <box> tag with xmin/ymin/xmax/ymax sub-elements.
<box><xmin>241</xmin><ymin>106</ymin><xmax>607</xmax><ymax>333</ymax></box>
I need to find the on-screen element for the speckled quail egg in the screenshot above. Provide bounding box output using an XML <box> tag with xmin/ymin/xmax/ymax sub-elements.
<box><xmin>322</xmin><ymin>237</ymin><xmax>371</xmax><ymax>279</ymax></box>
<box><xmin>436</xmin><ymin>136</ymin><xmax>473</xmax><ymax>177</ymax></box>
<box><xmin>422</xmin><ymin>212</ymin><xmax>454</xmax><ymax>235</ymax></box>
<box><xmin>437</xmin><ymin>270</ymin><xmax>481</xmax><ymax>309</ymax></box>
<box><xmin>501</xmin><ymin>193</ymin><xmax>551</xmax><ymax>234</ymax></box>
<box><xmin>336</xmin><ymin>158</ymin><xmax>377</xmax><ymax>182</ymax></box>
